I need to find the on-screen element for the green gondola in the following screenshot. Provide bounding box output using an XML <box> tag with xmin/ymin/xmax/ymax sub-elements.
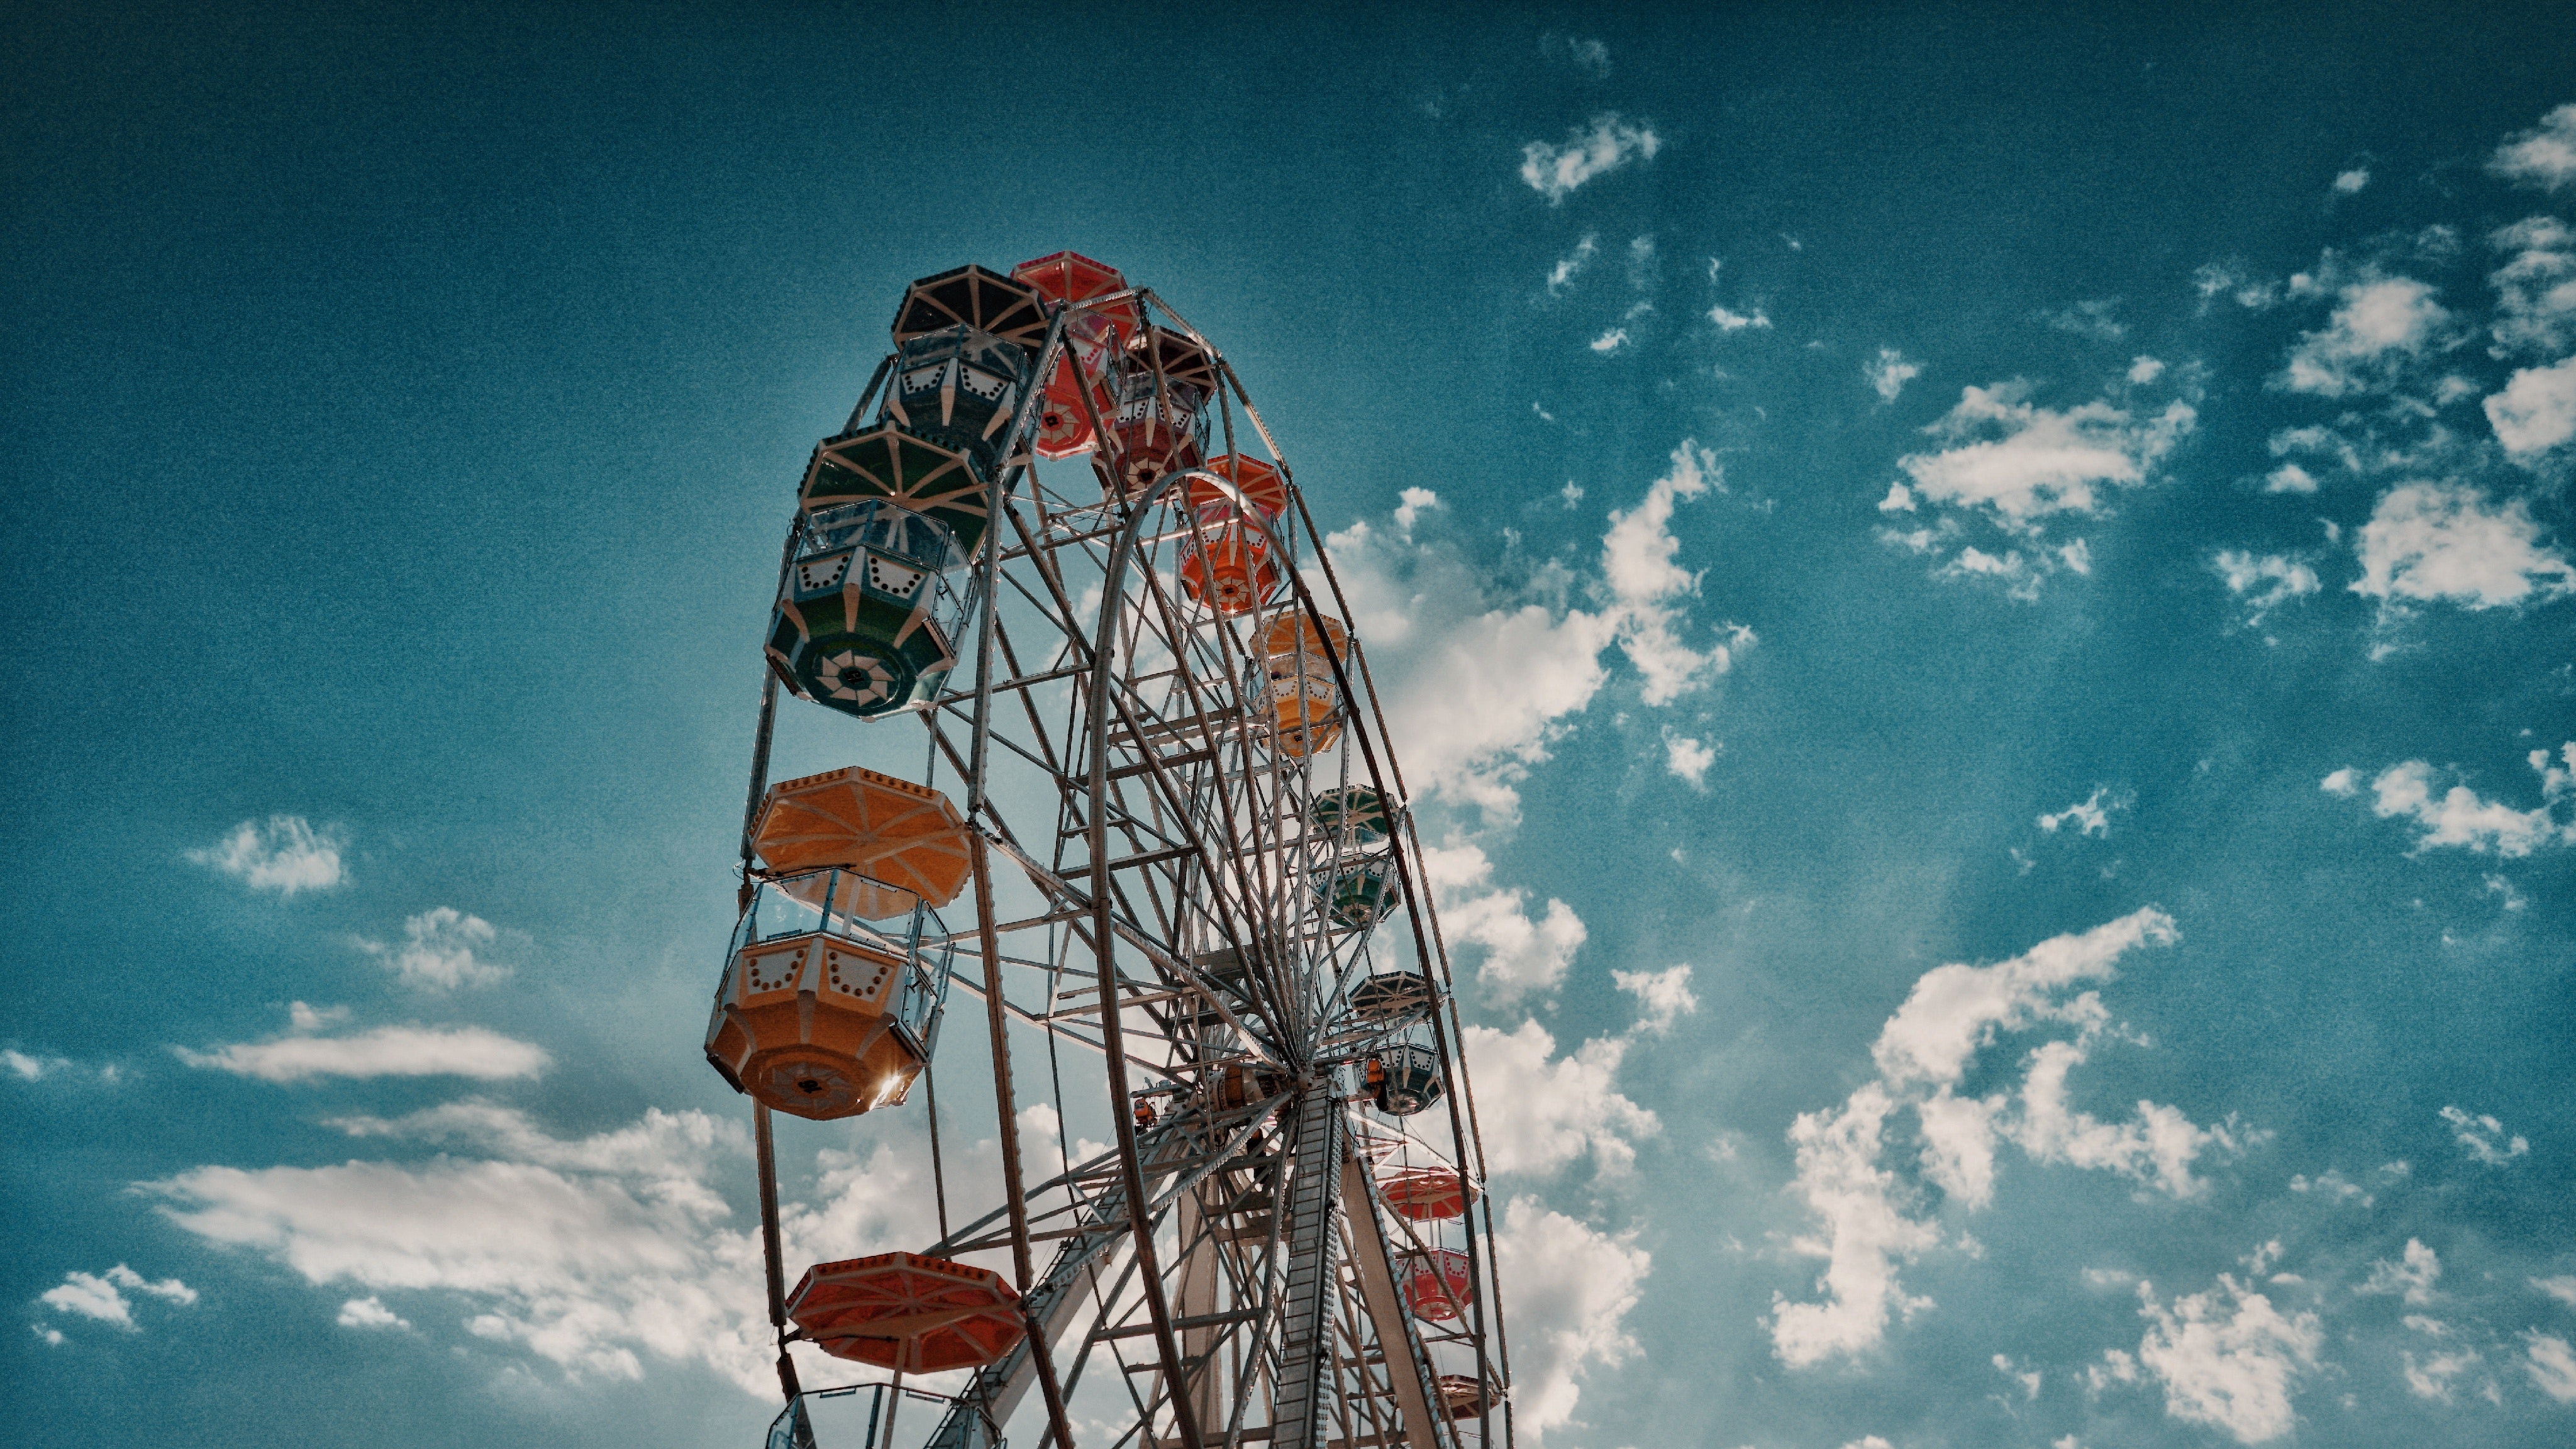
<box><xmin>1309</xmin><ymin>786</ymin><xmax>1393</xmax><ymax>847</ymax></box>
<box><xmin>767</xmin><ymin>502</ymin><xmax>972</xmax><ymax>718</ymax></box>
<box><xmin>1318</xmin><ymin>862</ymin><xmax>1401</xmax><ymax>931</ymax></box>
<box><xmin>1370</xmin><ymin>1043</ymin><xmax>1444</xmax><ymax>1117</ymax></box>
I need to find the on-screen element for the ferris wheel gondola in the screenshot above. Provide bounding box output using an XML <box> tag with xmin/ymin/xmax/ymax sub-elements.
<box><xmin>715</xmin><ymin>252</ymin><xmax>1513</xmax><ymax>1449</ymax></box>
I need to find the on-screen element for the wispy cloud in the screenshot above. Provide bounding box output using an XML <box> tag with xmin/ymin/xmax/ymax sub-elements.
<box><xmin>2440</xmin><ymin>1104</ymin><xmax>2531</xmax><ymax>1165</ymax></box>
<box><xmin>1772</xmin><ymin>910</ymin><xmax>2239</xmax><ymax>1367</ymax></box>
<box><xmin>177</xmin><ymin>1005</ymin><xmax>550</xmax><ymax>1083</ymax></box>
<box><xmin>1546</xmin><ymin>231</ymin><xmax>1599</xmax><ymax>295</ymax></box>
<box><xmin>187</xmin><ymin>816</ymin><xmax>346</xmax><ymax>895</ymax></box>
<box><xmin>2038</xmin><ymin>786</ymin><xmax>2128</xmax><ymax>837</ymax></box>
<box><xmin>1614</xmin><ymin>963</ymin><xmax>1698</xmax><ymax>1035</ymax></box>
<box><xmin>2276</xmin><ymin>274</ymin><xmax>2458</xmax><ymax>397</ymax></box>
<box><xmin>2212</xmin><ymin>550</ymin><xmax>2322</xmax><ymax>626</ymax></box>
<box><xmin>1520</xmin><ymin>113</ymin><xmax>1661</xmax><ymax>204</ymax></box>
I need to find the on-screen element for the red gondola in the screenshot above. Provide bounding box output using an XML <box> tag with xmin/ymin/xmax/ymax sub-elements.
<box><xmin>786</xmin><ymin>1252</ymin><xmax>1026</xmax><ymax>1374</ymax></box>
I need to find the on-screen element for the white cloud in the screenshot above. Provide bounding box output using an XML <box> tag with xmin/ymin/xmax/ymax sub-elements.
<box><xmin>2340</xmin><ymin>752</ymin><xmax>2573</xmax><ymax>857</ymax></box>
<box><xmin>1878</xmin><ymin>482</ymin><xmax>1916</xmax><ymax>513</ymax></box>
<box><xmin>1613</xmin><ymin>964</ymin><xmax>1697</xmax><ymax>1035</ymax></box>
<box><xmin>2212</xmin><ymin>550</ymin><xmax>2321</xmax><ymax>626</ymax></box>
<box><xmin>1394</xmin><ymin>486</ymin><xmax>1441</xmax><ymax>534</ymax></box>
<box><xmin>338</xmin><ymin>1296</ymin><xmax>409</xmax><ymax>1330</ymax></box>
<box><xmin>2489</xmin><ymin>103</ymin><xmax>2576</xmax><ymax>192</ymax></box>
<box><xmin>178</xmin><ymin>1005</ymin><xmax>549</xmax><ymax>1083</ymax></box>
<box><xmin>31</xmin><ymin>1324</ymin><xmax>63</xmax><ymax>1346</ymax></box>
<box><xmin>2485</xmin><ymin>353</ymin><xmax>2576</xmax><ymax>456</ymax></box>
<box><xmin>2359</xmin><ymin>1238</ymin><xmax>2441</xmax><ymax>1304</ymax></box>
<box><xmin>2038</xmin><ymin>786</ymin><xmax>2125</xmax><ymax>838</ymax></box>
<box><xmin>2287</xmin><ymin>1169</ymin><xmax>2371</xmax><ymax>1207</ymax></box>
<box><xmin>2403</xmin><ymin>1346</ymin><xmax>2480</xmax><ymax>1402</ymax></box>
<box><xmin>1868</xmin><ymin>348</ymin><xmax>1921</xmax><ymax>402</ymax></box>
<box><xmin>2440</xmin><ymin>1104</ymin><xmax>2531</xmax><ymax>1165</ymax></box>
<box><xmin>1898</xmin><ymin>380</ymin><xmax>2196</xmax><ymax>530</ymax></box>
<box><xmin>1663</xmin><ymin>730</ymin><xmax>1716</xmax><ymax>787</ymax></box>
<box><xmin>148</xmin><ymin>1101</ymin><xmax>945</xmax><ymax>1394</ymax></box>
<box><xmin>2196</xmin><ymin>261</ymin><xmax>2283</xmax><ymax>312</ymax></box>
<box><xmin>1547</xmin><ymin>232</ymin><xmax>1599</xmax><ymax>295</ymax></box>
<box><xmin>2263</xmin><ymin>463</ymin><xmax>2319</xmax><ymax>494</ymax></box>
<box><xmin>2351</xmin><ymin>482</ymin><xmax>2576</xmax><ymax>609</ymax></box>
<box><xmin>1491</xmin><ymin>1196</ymin><xmax>1648</xmax><ymax>1439</ymax></box>
<box><xmin>1769</xmin><ymin>1084</ymin><xmax>1943</xmax><ymax>1367</ymax></box>
<box><xmin>2488</xmin><ymin>216</ymin><xmax>2576</xmax><ymax>358</ymax></box>
<box><xmin>1335</xmin><ymin>447</ymin><xmax>1740</xmax><ymax>822</ymax></box>
<box><xmin>6</xmin><ymin>1048</ymin><xmax>70</xmax><ymax>1080</ymax></box>
<box><xmin>186</xmin><ymin>816</ymin><xmax>345</xmax><ymax>894</ymax></box>
<box><xmin>2136</xmin><ymin>1275</ymin><xmax>2323</xmax><ymax>1443</ymax></box>
<box><xmin>2528</xmin><ymin>1332</ymin><xmax>2576</xmax><ymax>1402</ymax></box>
<box><xmin>1423</xmin><ymin>843</ymin><xmax>1587</xmax><ymax>1001</ymax></box>
<box><xmin>2334</xmin><ymin>167</ymin><xmax>2371</xmax><ymax>196</ymax></box>
<box><xmin>2048</xmin><ymin>299</ymin><xmax>2128</xmax><ymax>342</ymax></box>
<box><xmin>2278</xmin><ymin>275</ymin><xmax>2455</xmax><ymax>397</ymax></box>
<box><xmin>2534</xmin><ymin>1274</ymin><xmax>2576</xmax><ymax>1308</ymax></box>
<box><xmin>1520</xmin><ymin>114</ymin><xmax>1660</xmax><ymax>204</ymax></box>
<box><xmin>38</xmin><ymin>1265</ymin><xmax>197</xmax><ymax>1330</ymax></box>
<box><xmin>1708</xmin><ymin>305</ymin><xmax>1771</xmax><ymax>332</ymax></box>
<box><xmin>1464</xmin><ymin>1019</ymin><xmax>1659</xmax><ymax>1176</ymax></box>
<box><xmin>1541</xmin><ymin>33</ymin><xmax>1612</xmax><ymax>80</ymax></box>
<box><xmin>1772</xmin><ymin>911</ymin><xmax>2229</xmax><ymax>1366</ymax></box>
<box><xmin>2129</xmin><ymin>355</ymin><xmax>2167</xmax><ymax>384</ymax></box>
<box><xmin>1601</xmin><ymin>441</ymin><xmax>1743</xmax><ymax>704</ymax></box>
<box><xmin>360</xmin><ymin>906</ymin><xmax>513</xmax><ymax>990</ymax></box>
<box><xmin>1590</xmin><ymin>327</ymin><xmax>1629</xmax><ymax>354</ymax></box>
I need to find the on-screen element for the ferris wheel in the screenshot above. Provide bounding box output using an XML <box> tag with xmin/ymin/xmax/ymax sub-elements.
<box><xmin>709</xmin><ymin>253</ymin><xmax>1511</xmax><ymax>1449</ymax></box>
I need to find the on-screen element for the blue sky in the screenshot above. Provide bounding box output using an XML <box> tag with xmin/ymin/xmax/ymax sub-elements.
<box><xmin>6</xmin><ymin>4</ymin><xmax>2575</xmax><ymax>1448</ymax></box>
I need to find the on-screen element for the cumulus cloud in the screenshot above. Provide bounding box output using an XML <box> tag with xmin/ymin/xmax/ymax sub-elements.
<box><xmin>2489</xmin><ymin>103</ymin><xmax>2576</xmax><ymax>192</ymax></box>
<box><xmin>1772</xmin><ymin>910</ymin><xmax>2233</xmax><ymax>1365</ymax></box>
<box><xmin>1662</xmin><ymin>729</ymin><xmax>1716</xmax><ymax>787</ymax></box>
<box><xmin>2350</xmin><ymin>482</ymin><xmax>2576</xmax><ymax>609</ymax></box>
<box><xmin>2277</xmin><ymin>275</ymin><xmax>2457</xmax><ymax>397</ymax></box>
<box><xmin>2135</xmin><ymin>1275</ymin><xmax>2323</xmax><ymax>1443</ymax></box>
<box><xmin>1613</xmin><ymin>964</ymin><xmax>1697</xmax><ymax>1035</ymax></box>
<box><xmin>1393</xmin><ymin>486</ymin><xmax>1441</xmax><ymax>535</ymax></box>
<box><xmin>1895</xmin><ymin>380</ymin><xmax>2196</xmax><ymax>531</ymax></box>
<box><xmin>1491</xmin><ymin>1196</ymin><xmax>1649</xmax><ymax>1438</ymax></box>
<box><xmin>2485</xmin><ymin>354</ymin><xmax>2576</xmax><ymax>457</ymax></box>
<box><xmin>338</xmin><ymin>1296</ymin><xmax>409</xmax><ymax>1330</ymax></box>
<box><xmin>1464</xmin><ymin>1019</ymin><xmax>1660</xmax><ymax>1176</ymax></box>
<box><xmin>359</xmin><ymin>906</ymin><xmax>514</xmax><ymax>990</ymax></box>
<box><xmin>2488</xmin><ymin>216</ymin><xmax>2576</xmax><ymax>358</ymax></box>
<box><xmin>2212</xmin><ymin>550</ymin><xmax>2322</xmax><ymax>626</ymax></box>
<box><xmin>1423</xmin><ymin>843</ymin><xmax>1587</xmax><ymax>1000</ymax></box>
<box><xmin>2330</xmin><ymin>747</ymin><xmax>2575</xmax><ymax>857</ymax></box>
<box><xmin>2440</xmin><ymin>1104</ymin><xmax>2531</xmax><ymax>1165</ymax></box>
<box><xmin>37</xmin><ymin>1265</ymin><xmax>197</xmax><ymax>1330</ymax></box>
<box><xmin>177</xmin><ymin>1004</ymin><xmax>549</xmax><ymax>1083</ymax></box>
<box><xmin>187</xmin><ymin>816</ymin><xmax>345</xmax><ymax>894</ymax></box>
<box><xmin>2359</xmin><ymin>1238</ymin><xmax>2441</xmax><ymax>1304</ymax></box>
<box><xmin>1867</xmin><ymin>348</ymin><xmax>1921</xmax><ymax>402</ymax></box>
<box><xmin>1520</xmin><ymin>114</ymin><xmax>1660</xmax><ymax>204</ymax></box>
<box><xmin>2038</xmin><ymin>786</ymin><xmax>2126</xmax><ymax>838</ymax></box>
<box><xmin>2334</xmin><ymin>167</ymin><xmax>2371</xmax><ymax>196</ymax></box>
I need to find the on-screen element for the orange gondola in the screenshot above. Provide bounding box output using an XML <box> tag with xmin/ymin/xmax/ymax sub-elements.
<box><xmin>787</xmin><ymin>1252</ymin><xmax>1026</xmax><ymax>1374</ymax></box>
<box><xmin>1179</xmin><ymin>501</ymin><xmax>1280</xmax><ymax>615</ymax></box>
<box><xmin>1185</xmin><ymin>454</ymin><xmax>1289</xmax><ymax>518</ymax></box>
<box><xmin>1252</xmin><ymin>609</ymin><xmax>1346</xmax><ymax>758</ymax></box>
<box><xmin>752</xmin><ymin>765</ymin><xmax>972</xmax><ymax>916</ymax></box>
